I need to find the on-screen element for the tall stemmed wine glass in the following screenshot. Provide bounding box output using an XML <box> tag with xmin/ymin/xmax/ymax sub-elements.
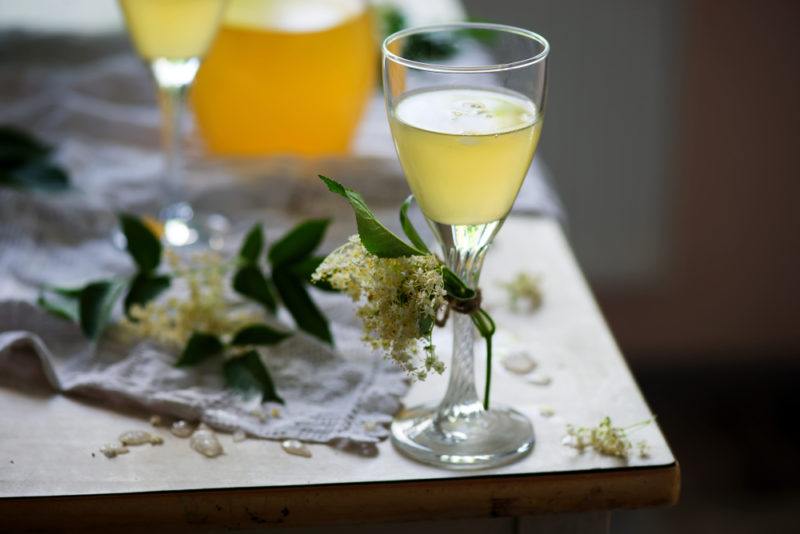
<box><xmin>119</xmin><ymin>0</ymin><xmax>227</xmax><ymax>247</ymax></box>
<box><xmin>383</xmin><ymin>23</ymin><xmax>549</xmax><ymax>469</ymax></box>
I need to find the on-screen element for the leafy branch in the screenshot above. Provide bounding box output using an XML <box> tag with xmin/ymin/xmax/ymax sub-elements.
<box><xmin>37</xmin><ymin>213</ymin><xmax>334</xmax><ymax>404</ymax></box>
<box><xmin>318</xmin><ymin>175</ymin><xmax>498</xmax><ymax>410</ymax></box>
<box><xmin>0</xmin><ymin>126</ymin><xmax>69</xmax><ymax>191</ymax></box>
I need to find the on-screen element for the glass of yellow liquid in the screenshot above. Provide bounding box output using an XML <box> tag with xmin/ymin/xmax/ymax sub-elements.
<box><xmin>118</xmin><ymin>0</ymin><xmax>227</xmax><ymax>246</ymax></box>
<box><xmin>192</xmin><ymin>0</ymin><xmax>375</xmax><ymax>155</ymax></box>
<box><xmin>384</xmin><ymin>23</ymin><xmax>549</xmax><ymax>469</ymax></box>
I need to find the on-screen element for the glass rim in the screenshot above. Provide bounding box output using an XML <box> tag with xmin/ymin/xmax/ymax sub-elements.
<box><xmin>382</xmin><ymin>22</ymin><xmax>549</xmax><ymax>74</ymax></box>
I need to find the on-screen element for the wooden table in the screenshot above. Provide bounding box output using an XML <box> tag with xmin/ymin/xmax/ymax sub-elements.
<box><xmin>0</xmin><ymin>218</ymin><xmax>679</xmax><ymax>532</ymax></box>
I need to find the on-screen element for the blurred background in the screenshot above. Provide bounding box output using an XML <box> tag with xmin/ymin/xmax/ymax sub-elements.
<box><xmin>1</xmin><ymin>0</ymin><xmax>798</xmax><ymax>531</ymax></box>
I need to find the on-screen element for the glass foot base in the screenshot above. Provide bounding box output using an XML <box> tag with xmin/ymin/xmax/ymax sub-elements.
<box><xmin>391</xmin><ymin>403</ymin><xmax>534</xmax><ymax>470</ymax></box>
<box><xmin>160</xmin><ymin>202</ymin><xmax>228</xmax><ymax>249</ymax></box>
<box><xmin>113</xmin><ymin>203</ymin><xmax>229</xmax><ymax>251</ymax></box>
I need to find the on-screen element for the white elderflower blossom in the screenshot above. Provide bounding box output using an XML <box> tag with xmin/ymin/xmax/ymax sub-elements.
<box><xmin>120</xmin><ymin>250</ymin><xmax>262</xmax><ymax>348</ymax></box>
<box><xmin>563</xmin><ymin>416</ymin><xmax>653</xmax><ymax>460</ymax></box>
<box><xmin>312</xmin><ymin>235</ymin><xmax>447</xmax><ymax>380</ymax></box>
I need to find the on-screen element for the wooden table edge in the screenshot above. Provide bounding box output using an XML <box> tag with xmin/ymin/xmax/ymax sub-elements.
<box><xmin>0</xmin><ymin>462</ymin><xmax>680</xmax><ymax>529</ymax></box>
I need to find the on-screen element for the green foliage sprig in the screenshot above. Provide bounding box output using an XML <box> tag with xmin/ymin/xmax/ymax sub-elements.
<box><xmin>37</xmin><ymin>214</ymin><xmax>334</xmax><ymax>404</ymax></box>
<box><xmin>318</xmin><ymin>176</ymin><xmax>497</xmax><ymax>410</ymax></box>
<box><xmin>0</xmin><ymin>126</ymin><xmax>69</xmax><ymax>191</ymax></box>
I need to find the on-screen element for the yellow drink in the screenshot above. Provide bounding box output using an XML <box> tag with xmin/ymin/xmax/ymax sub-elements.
<box><xmin>119</xmin><ymin>0</ymin><xmax>226</xmax><ymax>60</ymax></box>
<box><xmin>192</xmin><ymin>0</ymin><xmax>375</xmax><ymax>155</ymax></box>
<box><xmin>390</xmin><ymin>87</ymin><xmax>542</xmax><ymax>226</ymax></box>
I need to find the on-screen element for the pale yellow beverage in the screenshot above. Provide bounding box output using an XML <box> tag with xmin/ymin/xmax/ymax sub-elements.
<box><xmin>119</xmin><ymin>0</ymin><xmax>226</xmax><ymax>59</ymax></box>
<box><xmin>390</xmin><ymin>87</ymin><xmax>542</xmax><ymax>226</ymax></box>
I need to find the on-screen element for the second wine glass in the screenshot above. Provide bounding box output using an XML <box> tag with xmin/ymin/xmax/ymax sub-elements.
<box><xmin>119</xmin><ymin>0</ymin><xmax>227</xmax><ymax>247</ymax></box>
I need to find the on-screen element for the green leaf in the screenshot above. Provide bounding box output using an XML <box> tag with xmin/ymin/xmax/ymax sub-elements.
<box><xmin>399</xmin><ymin>195</ymin><xmax>430</xmax><ymax>254</ymax></box>
<box><xmin>442</xmin><ymin>267</ymin><xmax>476</xmax><ymax>300</ymax></box>
<box><xmin>224</xmin><ymin>350</ymin><xmax>284</xmax><ymax>404</ymax></box>
<box><xmin>272</xmin><ymin>266</ymin><xmax>332</xmax><ymax>344</ymax></box>
<box><xmin>238</xmin><ymin>224</ymin><xmax>264</xmax><ymax>264</ymax></box>
<box><xmin>268</xmin><ymin>218</ymin><xmax>330</xmax><ymax>267</ymax></box>
<box><xmin>176</xmin><ymin>332</ymin><xmax>225</xmax><ymax>367</ymax></box>
<box><xmin>231</xmin><ymin>324</ymin><xmax>291</xmax><ymax>346</ymax></box>
<box><xmin>289</xmin><ymin>255</ymin><xmax>324</xmax><ymax>280</ymax></box>
<box><xmin>0</xmin><ymin>126</ymin><xmax>51</xmax><ymax>165</ymax></box>
<box><xmin>124</xmin><ymin>273</ymin><xmax>170</xmax><ymax>313</ymax></box>
<box><xmin>319</xmin><ymin>175</ymin><xmax>422</xmax><ymax>258</ymax></box>
<box><xmin>289</xmin><ymin>255</ymin><xmax>338</xmax><ymax>292</ymax></box>
<box><xmin>37</xmin><ymin>286</ymin><xmax>82</xmax><ymax>323</ymax></box>
<box><xmin>471</xmin><ymin>308</ymin><xmax>496</xmax><ymax>338</ymax></box>
<box><xmin>0</xmin><ymin>162</ymin><xmax>69</xmax><ymax>191</ymax></box>
<box><xmin>79</xmin><ymin>280</ymin><xmax>126</xmax><ymax>339</ymax></box>
<box><xmin>233</xmin><ymin>265</ymin><xmax>277</xmax><ymax>313</ymax></box>
<box><xmin>119</xmin><ymin>213</ymin><xmax>162</xmax><ymax>274</ymax></box>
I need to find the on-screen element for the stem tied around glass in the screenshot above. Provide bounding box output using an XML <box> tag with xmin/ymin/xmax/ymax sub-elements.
<box><xmin>315</xmin><ymin>176</ymin><xmax>497</xmax><ymax>409</ymax></box>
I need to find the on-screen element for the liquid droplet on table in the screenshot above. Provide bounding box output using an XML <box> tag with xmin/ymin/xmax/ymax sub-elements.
<box><xmin>190</xmin><ymin>429</ymin><xmax>224</xmax><ymax>458</ymax></box>
<box><xmin>502</xmin><ymin>351</ymin><xmax>537</xmax><ymax>374</ymax></box>
<box><xmin>281</xmin><ymin>439</ymin><xmax>312</xmax><ymax>458</ymax></box>
<box><xmin>119</xmin><ymin>430</ymin><xmax>163</xmax><ymax>446</ymax></box>
<box><xmin>100</xmin><ymin>443</ymin><xmax>130</xmax><ymax>458</ymax></box>
<box><xmin>527</xmin><ymin>374</ymin><xmax>552</xmax><ymax>386</ymax></box>
<box><xmin>170</xmin><ymin>420</ymin><xmax>194</xmax><ymax>438</ymax></box>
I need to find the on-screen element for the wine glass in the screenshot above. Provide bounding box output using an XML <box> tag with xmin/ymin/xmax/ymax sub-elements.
<box><xmin>383</xmin><ymin>23</ymin><xmax>549</xmax><ymax>469</ymax></box>
<box><xmin>118</xmin><ymin>0</ymin><xmax>227</xmax><ymax>247</ymax></box>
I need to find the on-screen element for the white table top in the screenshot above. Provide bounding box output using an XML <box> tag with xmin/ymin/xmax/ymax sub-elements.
<box><xmin>0</xmin><ymin>217</ymin><xmax>678</xmax><ymax>527</ymax></box>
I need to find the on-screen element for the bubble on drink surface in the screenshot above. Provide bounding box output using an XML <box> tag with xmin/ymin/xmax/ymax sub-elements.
<box><xmin>119</xmin><ymin>430</ymin><xmax>163</xmax><ymax>446</ymax></box>
<box><xmin>190</xmin><ymin>428</ymin><xmax>224</xmax><ymax>458</ymax></box>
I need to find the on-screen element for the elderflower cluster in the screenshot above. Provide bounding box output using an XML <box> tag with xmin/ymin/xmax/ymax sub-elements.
<box><xmin>500</xmin><ymin>272</ymin><xmax>543</xmax><ymax>312</ymax></box>
<box><xmin>563</xmin><ymin>416</ymin><xmax>651</xmax><ymax>460</ymax></box>
<box><xmin>120</xmin><ymin>250</ymin><xmax>262</xmax><ymax>348</ymax></box>
<box><xmin>312</xmin><ymin>235</ymin><xmax>447</xmax><ymax>380</ymax></box>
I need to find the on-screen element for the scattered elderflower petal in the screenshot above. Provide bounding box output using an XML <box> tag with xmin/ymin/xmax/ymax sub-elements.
<box><xmin>500</xmin><ymin>272</ymin><xmax>543</xmax><ymax>312</ymax></box>
<box><xmin>119</xmin><ymin>250</ymin><xmax>262</xmax><ymax>349</ymax></box>
<box><xmin>281</xmin><ymin>439</ymin><xmax>312</xmax><ymax>458</ymax></box>
<box><xmin>250</xmin><ymin>409</ymin><xmax>268</xmax><ymax>422</ymax></box>
<box><xmin>637</xmin><ymin>440</ymin><xmax>650</xmax><ymax>458</ymax></box>
<box><xmin>270</xmin><ymin>407</ymin><xmax>281</xmax><ymax>418</ymax></box>
<box><xmin>232</xmin><ymin>429</ymin><xmax>247</xmax><ymax>443</ymax></box>
<box><xmin>118</xmin><ymin>430</ymin><xmax>163</xmax><ymax>446</ymax></box>
<box><xmin>149</xmin><ymin>415</ymin><xmax>163</xmax><ymax>427</ymax></box>
<box><xmin>313</xmin><ymin>235</ymin><xmax>447</xmax><ymax>380</ymax></box>
<box><xmin>539</xmin><ymin>405</ymin><xmax>556</xmax><ymax>417</ymax></box>
<box><xmin>363</xmin><ymin>420</ymin><xmax>378</xmax><ymax>432</ymax></box>
<box><xmin>100</xmin><ymin>443</ymin><xmax>129</xmax><ymax>458</ymax></box>
<box><xmin>563</xmin><ymin>417</ymin><xmax>652</xmax><ymax>460</ymax></box>
<box><xmin>190</xmin><ymin>428</ymin><xmax>224</xmax><ymax>458</ymax></box>
<box><xmin>170</xmin><ymin>420</ymin><xmax>194</xmax><ymax>438</ymax></box>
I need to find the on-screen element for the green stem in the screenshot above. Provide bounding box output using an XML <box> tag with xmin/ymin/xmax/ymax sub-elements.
<box><xmin>483</xmin><ymin>334</ymin><xmax>493</xmax><ymax>410</ymax></box>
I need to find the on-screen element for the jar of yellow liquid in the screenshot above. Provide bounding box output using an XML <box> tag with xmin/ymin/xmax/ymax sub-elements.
<box><xmin>192</xmin><ymin>0</ymin><xmax>376</xmax><ymax>156</ymax></box>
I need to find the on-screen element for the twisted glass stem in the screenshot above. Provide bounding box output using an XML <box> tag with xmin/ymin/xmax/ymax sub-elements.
<box><xmin>430</xmin><ymin>220</ymin><xmax>502</xmax><ymax>431</ymax></box>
